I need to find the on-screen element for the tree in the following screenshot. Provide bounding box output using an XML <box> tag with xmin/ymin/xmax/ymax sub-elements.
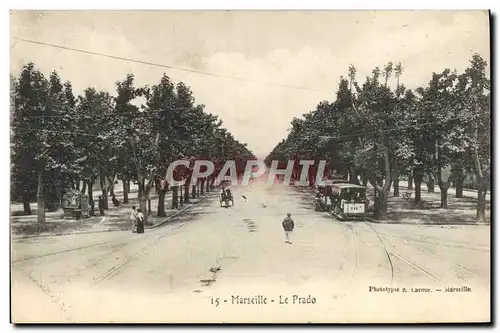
<box><xmin>75</xmin><ymin>87</ymin><xmax>115</xmax><ymax>209</ymax></box>
<box><xmin>113</xmin><ymin>74</ymin><xmax>158</xmax><ymax>220</ymax></box>
<box><xmin>12</xmin><ymin>64</ymin><xmax>77</xmax><ymax>230</ymax></box>
<box><xmin>145</xmin><ymin>74</ymin><xmax>176</xmax><ymax>216</ymax></box>
<box><xmin>454</xmin><ymin>54</ymin><xmax>490</xmax><ymax>222</ymax></box>
<box><xmin>10</xmin><ymin>73</ymin><xmax>36</xmax><ymax>215</ymax></box>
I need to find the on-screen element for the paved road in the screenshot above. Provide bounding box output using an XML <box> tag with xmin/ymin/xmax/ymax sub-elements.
<box><xmin>11</xmin><ymin>182</ymin><xmax>490</xmax><ymax>323</ymax></box>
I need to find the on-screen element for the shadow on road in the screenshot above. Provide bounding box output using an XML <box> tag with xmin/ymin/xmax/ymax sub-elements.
<box><xmin>243</xmin><ymin>218</ymin><xmax>258</xmax><ymax>233</ymax></box>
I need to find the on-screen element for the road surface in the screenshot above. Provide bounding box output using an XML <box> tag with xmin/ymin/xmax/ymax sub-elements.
<box><xmin>11</xmin><ymin>182</ymin><xmax>491</xmax><ymax>323</ymax></box>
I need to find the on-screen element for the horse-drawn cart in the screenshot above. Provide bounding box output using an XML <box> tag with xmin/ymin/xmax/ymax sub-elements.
<box><xmin>220</xmin><ymin>191</ymin><xmax>234</xmax><ymax>207</ymax></box>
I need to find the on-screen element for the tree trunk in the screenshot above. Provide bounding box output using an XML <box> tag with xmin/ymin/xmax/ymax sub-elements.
<box><xmin>393</xmin><ymin>177</ymin><xmax>400</xmax><ymax>197</ymax></box>
<box><xmin>407</xmin><ymin>173</ymin><xmax>413</xmax><ymax>190</ymax></box>
<box><xmin>192</xmin><ymin>185</ymin><xmax>197</xmax><ymax>199</ymax></box>
<box><xmin>88</xmin><ymin>182</ymin><xmax>94</xmax><ymax>206</ymax></box>
<box><xmin>206</xmin><ymin>177</ymin><xmax>210</xmax><ymax>192</ymax></box>
<box><xmin>414</xmin><ymin>180</ymin><xmax>422</xmax><ymax>203</ymax></box>
<box><xmin>129</xmin><ymin>135</ymin><xmax>158</xmax><ymax>223</ymax></box>
<box><xmin>157</xmin><ymin>189</ymin><xmax>167</xmax><ymax>217</ymax></box>
<box><xmin>362</xmin><ymin>176</ymin><xmax>368</xmax><ymax>187</ymax></box>
<box><xmin>171</xmin><ymin>186</ymin><xmax>179</xmax><ymax>209</ymax></box>
<box><xmin>414</xmin><ymin>169</ymin><xmax>423</xmax><ymax>203</ymax></box>
<box><xmin>99</xmin><ymin>174</ymin><xmax>109</xmax><ymax>209</ymax></box>
<box><xmin>455</xmin><ymin>173</ymin><xmax>464</xmax><ymax>198</ymax></box>
<box><xmin>349</xmin><ymin>169</ymin><xmax>359</xmax><ymax>184</ymax></box>
<box><xmin>36</xmin><ymin>171</ymin><xmax>46</xmax><ymax>231</ymax></box>
<box><xmin>427</xmin><ymin>173</ymin><xmax>435</xmax><ymax>193</ymax></box>
<box><xmin>22</xmin><ymin>194</ymin><xmax>32</xmax><ymax>215</ymax></box>
<box><xmin>439</xmin><ymin>184</ymin><xmax>449</xmax><ymax>208</ymax></box>
<box><xmin>374</xmin><ymin>189</ymin><xmax>388</xmax><ymax>220</ymax></box>
<box><xmin>75</xmin><ymin>180</ymin><xmax>80</xmax><ymax>191</ymax></box>
<box><xmin>476</xmin><ymin>186</ymin><xmax>487</xmax><ymax>223</ymax></box>
<box><xmin>138</xmin><ymin>187</ymin><xmax>147</xmax><ymax>218</ymax></box>
<box><xmin>200</xmin><ymin>178</ymin><xmax>206</xmax><ymax>195</ymax></box>
<box><xmin>471</xmin><ymin>119</ymin><xmax>488</xmax><ymax>223</ymax></box>
<box><xmin>136</xmin><ymin>179</ymin><xmax>148</xmax><ymax>218</ymax></box>
<box><xmin>122</xmin><ymin>179</ymin><xmax>129</xmax><ymax>203</ymax></box>
<box><xmin>80</xmin><ymin>180</ymin><xmax>87</xmax><ymax>195</ymax></box>
<box><xmin>179</xmin><ymin>182</ymin><xmax>184</xmax><ymax>207</ymax></box>
<box><xmin>371</xmin><ymin>146</ymin><xmax>392</xmax><ymax>220</ymax></box>
<box><xmin>107</xmin><ymin>176</ymin><xmax>115</xmax><ymax>197</ymax></box>
<box><xmin>435</xmin><ymin>137</ymin><xmax>450</xmax><ymax>209</ymax></box>
<box><xmin>184</xmin><ymin>183</ymin><xmax>190</xmax><ymax>203</ymax></box>
<box><xmin>147</xmin><ymin>198</ymin><xmax>152</xmax><ymax>215</ymax></box>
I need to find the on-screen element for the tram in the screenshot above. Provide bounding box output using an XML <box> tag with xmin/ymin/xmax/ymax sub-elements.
<box><xmin>330</xmin><ymin>183</ymin><xmax>369</xmax><ymax>221</ymax></box>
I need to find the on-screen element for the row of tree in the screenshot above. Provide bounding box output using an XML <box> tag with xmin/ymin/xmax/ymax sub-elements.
<box><xmin>265</xmin><ymin>54</ymin><xmax>490</xmax><ymax>223</ymax></box>
<box><xmin>11</xmin><ymin>62</ymin><xmax>255</xmax><ymax>230</ymax></box>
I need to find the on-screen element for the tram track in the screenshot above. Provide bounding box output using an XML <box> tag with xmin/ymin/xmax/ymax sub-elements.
<box><xmin>399</xmin><ymin>237</ymin><xmax>489</xmax><ymax>253</ymax></box>
<box><xmin>371</xmin><ymin>224</ymin><xmax>490</xmax><ymax>252</ymax></box>
<box><xmin>300</xmin><ymin>189</ymin><xmax>395</xmax><ymax>286</ymax></box>
<box><xmin>339</xmin><ymin>219</ymin><xmax>447</xmax><ymax>287</ymax></box>
<box><xmin>300</xmin><ymin>187</ymin><xmax>487</xmax><ymax>286</ymax></box>
<box><xmin>329</xmin><ymin>209</ymin><xmax>479</xmax><ymax>289</ymax></box>
<box><xmin>21</xmin><ymin>271</ymin><xmax>74</xmax><ymax>322</ymax></box>
<box><xmin>90</xmin><ymin>204</ymin><xmax>210</xmax><ymax>287</ymax></box>
<box><xmin>331</xmin><ymin>219</ymin><xmax>395</xmax><ymax>287</ymax></box>
<box><xmin>16</xmin><ymin>196</ymin><xmax>215</xmax><ymax>294</ymax></box>
<box><xmin>346</xmin><ymin>224</ymin><xmax>359</xmax><ymax>283</ymax></box>
<box><xmin>377</xmin><ymin>231</ymin><xmax>489</xmax><ymax>287</ymax></box>
<box><xmin>12</xmin><ymin>240</ymin><xmax>117</xmax><ymax>263</ymax></box>
<box><xmin>359</xmin><ymin>221</ymin><xmax>395</xmax><ymax>286</ymax></box>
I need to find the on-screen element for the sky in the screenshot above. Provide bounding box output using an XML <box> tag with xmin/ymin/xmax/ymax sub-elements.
<box><xmin>10</xmin><ymin>10</ymin><xmax>490</xmax><ymax>158</ymax></box>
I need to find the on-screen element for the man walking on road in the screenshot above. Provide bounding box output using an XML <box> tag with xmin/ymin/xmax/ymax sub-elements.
<box><xmin>282</xmin><ymin>213</ymin><xmax>295</xmax><ymax>244</ymax></box>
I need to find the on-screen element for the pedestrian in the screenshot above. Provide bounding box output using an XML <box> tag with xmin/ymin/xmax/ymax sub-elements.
<box><xmin>130</xmin><ymin>205</ymin><xmax>138</xmax><ymax>233</ymax></box>
<box><xmin>112</xmin><ymin>195</ymin><xmax>120</xmax><ymax>207</ymax></box>
<box><xmin>282</xmin><ymin>213</ymin><xmax>295</xmax><ymax>244</ymax></box>
<box><xmin>98</xmin><ymin>196</ymin><xmax>105</xmax><ymax>216</ymax></box>
<box><xmin>136</xmin><ymin>209</ymin><xmax>145</xmax><ymax>234</ymax></box>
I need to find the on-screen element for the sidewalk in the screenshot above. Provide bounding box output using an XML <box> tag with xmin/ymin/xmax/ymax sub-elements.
<box><xmin>297</xmin><ymin>181</ymin><xmax>491</xmax><ymax>225</ymax></box>
<box><xmin>368</xmin><ymin>183</ymin><xmax>491</xmax><ymax>225</ymax></box>
<box><xmin>11</xmin><ymin>190</ymin><xmax>215</xmax><ymax>240</ymax></box>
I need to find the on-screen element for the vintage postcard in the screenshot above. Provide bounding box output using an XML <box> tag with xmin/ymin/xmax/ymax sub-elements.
<box><xmin>10</xmin><ymin>10</ymin><xmax>491</xmax><ymax>323</ymax></box>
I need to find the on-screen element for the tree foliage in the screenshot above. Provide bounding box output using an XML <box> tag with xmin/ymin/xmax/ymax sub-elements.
<box><xmin>11</xmin><ymin>64</ymin><xmax>255</xmax><ymax>226</ymax></box>
<box><xmin>266</xmin><ymin>54</ymin><xmax>490</xmax><ymax>222</ymax></box>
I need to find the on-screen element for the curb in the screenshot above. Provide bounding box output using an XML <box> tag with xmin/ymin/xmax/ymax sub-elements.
<box><xmin>12</xmin><ymin>193</ymin><xmax>214</xmax><ymax>240</ymax></box>
<box><xmin>145</xmin><ymin>194</ymin><xmax>211</xmax><ymax>230</ymax></box>
<box><xmin>365</xmin><ymin>217</ymin><xmax>490</xmax><ymax>226</ymax></box>
<box><xmin>11</xmin><ymin>227</ymin><xmax>125</xmax><ymax>241</ymax></box>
